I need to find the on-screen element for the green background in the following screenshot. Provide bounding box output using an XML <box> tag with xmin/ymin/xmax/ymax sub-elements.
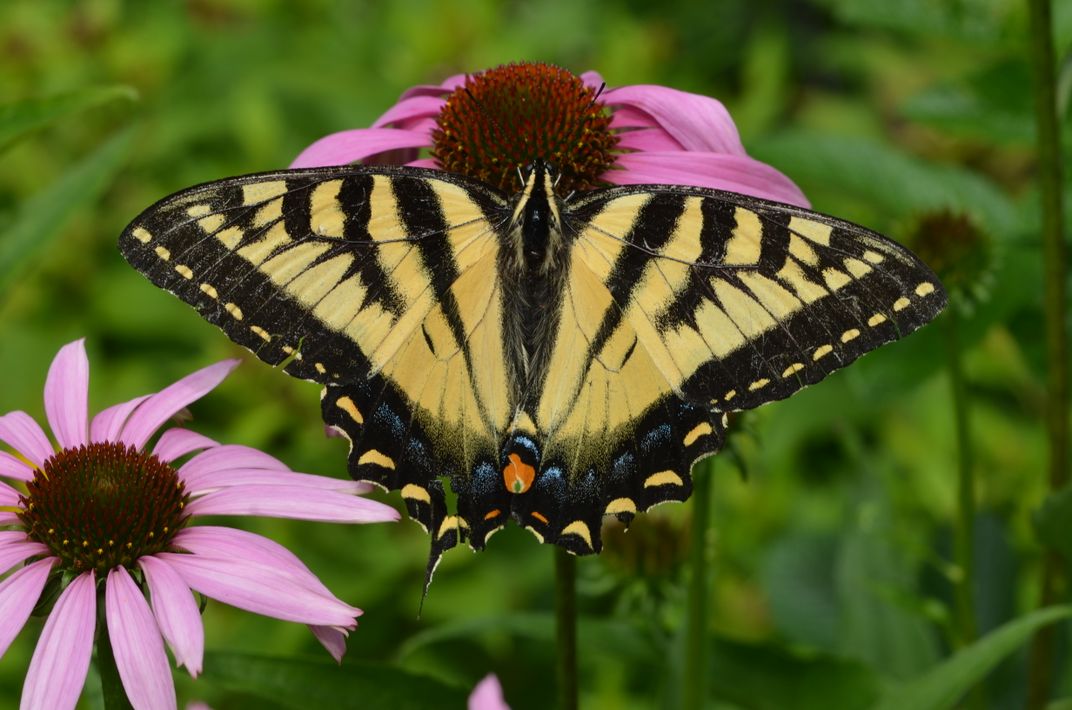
<box><xmin>1</xmin><ymin>0</ymin><xmax>1070</xmax><ymax>708</ymax></box>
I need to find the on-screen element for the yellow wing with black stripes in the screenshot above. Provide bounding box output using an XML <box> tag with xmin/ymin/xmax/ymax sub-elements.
<box><xmin>119</xmin><ymin>162</ymin><xmax>946</xmax><ymax>590</ymax></box>
<box><xmin>119</xmin><ymin>167</ymin><xmax>516</xmax><ymax>551</ymax></box>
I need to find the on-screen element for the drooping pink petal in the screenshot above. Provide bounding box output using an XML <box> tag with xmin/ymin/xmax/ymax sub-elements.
<box><xmin>157</xmin><ymin>552</ymin><xmax>359</xmax><ymax>627</ymax></box>
<box><xmin>609</xmin><ymin>152</ymin><xmax>810</xmax><ymax>207</ymax></box>
<box><xmin>603</xmin><ymin>85</ymin><xmax>747</xmax><ymax>155</ymax></box>
<box><xmin>309</xmin><ymin>624</ymin><xmax>351</xmax><ymax>663</ymax></box>
<box><xmin>119</xmin><ymin>360</ymin><xmax>239</xmax><ymax>451</ymax></box>
<box><xmin>615</xmin><ymin>128</ymin><xmax>685</xmax><ymax>152</ymax></box>
<box><xmin>0</xmin><ymin>412</ymin><xmax>54</xmax><ymax>468</ymax></box>
<box><xmin>0</xmin><ymin>533</ymin><xmax>49</xmax><ymax>577</ymax></box>
<box><xmin>172</xmin><ymin>526</ymin><xmax>347</xmax><ymax>598</ymax></box>
<box><xmin>0</xmin><ymin>558</ymin><xmax>54</xmax><ymax>659</ymax></box>
<box><xmin>20</xmin><ymin>571</ymin><xmax>95</xmax><ymax>710</ymax></box>
<box><xmin>290</xmin><ymin>128</ymin><xmax>433</xmax><ymax>169</ymax></box>
<box><xmin>184</xmin><ymin>467</ymin><xmax>371</xmax><ymax>496</ymax></box>
<box><xmin>0</xmin><ymin>479</ymin><xmax>20</xmax><ymax>506</ymax></box>
<box><xmin>0</xmin><ymin>512</ymin><xmax>19</xmax><ymax>525</ymax></box>
<box><xmin>178</xmin><ymin>444</ymin><xmax>289</xmax><ymax>480</ymax></box>
<box><xmin>579</xmin><ymin>70</ymin><xmax>605</xmax><ymax>90</ymax></box>
<box><xmin>405</xmin><ymin>158</ymin><xmax>439</xmax><ymax>169</ymax></box>
<box><xmin>0</xmin><ymin>451</ymin><xmax>35</xmax><ymax>481</ymax></box>
<box><xmin>140</xmin><ymin>556</ymin><xmax>204</xmax><ymax>677</ymax></box>
<box><xmin>89</xmin><ymin>394</ymin><xmax>151</xmax><ymax>444</ymax></box>
<box><xmin>43</xmin><ymin>339</ymin><xmax>90</xmax><ymax>450</ymax></box>
<box><xmin>397</xmin><ymin>73</ymin><xmax>468</xmax><ymax>100</ymax></box>
<box><xmin>469</xmin><ymin>674</ymin><xmax>510</xmax><ymax>710</ymax></box>
<box><xmin>185</xmin><ymin>484</ymin><xmax>399</xmax><ymax>523</ymax></box>
<box><xmin>106</xmin><ymin>567</ymin><xmax>177</xmax><ymax>710</ymax></box>
<box><xmin>372</xmin><ymin>95</ymin><xmax>447</xmax><ymax>128</ymax></box>
<box><xmin>152</xmin><ymin>429</ymin><xmax>219</xmax><ymax>464</ymax></box>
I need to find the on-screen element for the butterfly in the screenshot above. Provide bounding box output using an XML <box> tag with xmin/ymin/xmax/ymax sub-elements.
<box><xmin>119</xmin><ymin>160</ymin><xmax>946</xmax><ymax>586</ymax></box>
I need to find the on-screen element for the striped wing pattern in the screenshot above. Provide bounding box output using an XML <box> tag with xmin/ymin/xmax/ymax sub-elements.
<box><xmin>120</xmin><ymin>165</ymin><xmax>946</xmax><ymax>585</ymax></box>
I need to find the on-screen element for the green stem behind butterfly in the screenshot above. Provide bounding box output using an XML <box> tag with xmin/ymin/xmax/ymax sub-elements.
<box><xmin>946</xmin><ymin>308</ymin><xmax>984</xmax><ymax>709</ymax></box>
<box><xmin>555</xmin><ymin>547</ymin><xmax>578</xmax><ymax>710</ymax></box>
<box><xmin>1025</xmin><ymin>0</ymin><xmax>1071</xmax><ymax>707</ymax></box>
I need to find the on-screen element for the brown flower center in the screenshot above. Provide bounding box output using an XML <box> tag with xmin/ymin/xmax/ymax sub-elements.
<box><xmin>432</xmin><ymin>62</ymin><xmax>618</xmax><ymax>194</ymax></box>
<box><xmin>19</xmin><ymin>442</ymin><xmax>190</xmax><ymax>573</ymax></box>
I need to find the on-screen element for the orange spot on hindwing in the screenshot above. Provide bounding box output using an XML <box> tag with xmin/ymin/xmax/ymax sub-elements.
<box><xmin>503</xmin><ymin>453</ymin><xmax>536</xmax><ymax>494</ymax></box>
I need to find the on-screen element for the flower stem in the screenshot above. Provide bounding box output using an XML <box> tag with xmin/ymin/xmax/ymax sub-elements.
<box><xmin>946</xmin><ymin>308</ymin><xmax>978</xmax><ymax>651</ymax></box>
<box><xmin>1025</xmin><ymin>0</ymin><xmax>1070</xmax><ymax>706</ymax></box>
<box><xmin>683</xmin><ymin>464</ymin><xmax>713</xmax><ymax>710</ymax></box>
<box><xmin>96</xmin><ymin>607</ymin><xmax>133</xmax><ymax>710</ymax></box>
<box><xmin>946</xmin><ymin>309</ymin><xmax>985</xmax><ymax>709</ymax></box>
<box><xmin>555</xmin><ymin>546</ymin><xmax>578</xmax><ymax>710</ymax></box>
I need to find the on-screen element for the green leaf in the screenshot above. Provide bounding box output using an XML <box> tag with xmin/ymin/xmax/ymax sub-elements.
<box><xmin>1033</xmin><ymin>485</ymin><xmax>1072</xmax><ymax>562</ymax></box>
<box><xmin>0</xmin><ymin>127</ymin><xmax>134</xmax><ymax>295</ymax></box>
<box><xmin>751</xmin><ymin>131</ymin><xmax>1017</xmax><ymax>238</ymax></box>
<box><xmin>708</xmin><ymin>638</ymin><xmax>880</xmax><ymax>710</ymax></box>
<box><xmin>874</xmin><ymin>606</ymin><xmax>1072</xmax><ymax>710</ymax></box>
<box><xmin>201</xmin><ymin>653</ymin><xmax>468</xmax><ymax>710</ymax></box>
<box><xmin>0</xmin><ymin>85</ymin><xmax>137</xmax><ymax>152</ymax></box>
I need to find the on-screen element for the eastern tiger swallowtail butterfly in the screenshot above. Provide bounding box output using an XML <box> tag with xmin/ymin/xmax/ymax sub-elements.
<box><xmin>119</xmin><ymin>160</ymin><xmax>946</xmax><ymax>585</ymax></box>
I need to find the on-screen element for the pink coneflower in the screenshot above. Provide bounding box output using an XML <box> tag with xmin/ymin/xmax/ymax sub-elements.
<box><xmin>468</xmin><ymin>674</ymin><xmax>509</xmax><ymax>710</ymax></box>
<box><xmin>0</xmin><ymin>340</ymin><xmax>399</xmax><ymax>710</ymax></box>
<box><xmin>290</xmin><ymin>61</ymin><xmax>808</xmax><ymax>207</ymax></box>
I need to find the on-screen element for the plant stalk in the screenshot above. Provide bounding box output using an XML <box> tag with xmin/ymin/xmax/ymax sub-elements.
<box><xmin>684</xmin><ymin>464</ymin><xmax>713</xmax><ymax>710</ymax></box>
<box><xmin>1025</xmin><ymin>0</ymin><xmax>1070</xmax><ymax>706</ymax></box>
<box><xmin>555</xmin><ymin>547</ymin><xmax>578</xmax><ymax>710</ymax></box>
<box><xmin>946</xmin><ymin>307</ymin><xmax>978</xmax><ymax>651</ymax></box>
<box><xmin>97</xmin><ymin>608</ymin><xmax>133</xmax><ymax>710</ymax></box>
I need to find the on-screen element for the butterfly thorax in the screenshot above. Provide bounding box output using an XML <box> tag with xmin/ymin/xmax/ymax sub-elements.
<box><xmin>499</xmin><ymin>161</ymin><xmax>570</xmax><ymax>409</ymax></box>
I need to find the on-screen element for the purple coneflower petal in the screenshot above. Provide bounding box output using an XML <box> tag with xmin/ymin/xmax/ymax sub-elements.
<box><xmin>89</xmin><ymin>394</ymin><xmax>151</xmax><ymax>445</ymax></box>
<box><xmin>183</xmin><ymin>467</ymin><xmax>371</xmax><ymax>496</ymax></box>
<box><xmin>603</xmin><ymin>85</ymin><xmax>745</xmax><ymax>155</ymax></box>
<box><xmin>185</xmin><ymin>484</ymin><xmax>399</xmax><ymax>523</ymax></box>
<box><xmin>0</xmin><ymin>559</ymin><xmax>54</xmax><ymax>659</ymax></box>
<box><xmin>0</xmin><ymin>533</ymin><xmax>48</xmax><ymax>577</ymax></box>
<box><xmin>309</xmin><ymin>624</ymin><xmax>351</xmax><ymax>664</ymax></box>
<box><xmin>405</xmin><ymin>158</ymin><xmax>439</xmax><ymax>169</ymax></box>
<box><xmin>469</xmin><ymin>674</ymin><xmax>510</xmax><ymax>710</ymax></box>
<box><xmin>610</xmin><ymin>152</ymin><xmax>810</xmax><ymax>207</ymax></box>
<box><xmin>140</xmin><ymin>556</ymin><xmax>205</xmax><ymax>677</ymax></box>
<box><xmin>0</xmin><ymin>480</ymin><xmax>20</xmax><ymax>506</ymax></box>
<box><xmin>0</xmin><ymin>451</ymin><xmax>35</xmax><ymax>481</ymax></box>
<box><xmin>0</xmin><ymin>513</ymin><xmax>19</xmax><ymax>525</ymax></box>
<box><xmin>120</xmin><ymin>360</ymin><xmax>239</xmax><ymax>451</ymax></box>
<box><xmin>106</xmin><ymin>567</ymin><xmax>177</xmax><ymax>710</ymax></box>
<box><xmin>43</xmin><ymin>340</ymin><xmax>90</xmax><ymax>450</ymax></box>
<box><xmin>178</xmin><ymin>444</ymin><xmax>288</xmax><ymax>479</ymax></box>
<box><xmin>153</xmin><ymin>429</ymin><xmax>219</xmax><ymax>464</ymax></box>
<box><xmin>0</xmin><ymin>412</ymin><xmax>54</xmax><ymax>469</ymax></box>
<box><xmin>20</xmin><ymin>571</ymin><xmax>95</xmax><ymax>710</ymax></box>
<box><xmin>172</xmin><ymin>527</ymin><xmax>348</xmax><ymax>598</ymax></box>
<box><xmin>615</xmin><ymin>128</ymin><xmax>685</xmax><ymax>152</ymax></box>
<box><xmin>290</xmin><ymin>128</ymin><xmax>432</xmax><ymax>169</ymax></box>
<box><xmin>156</xmin><ymin>552</ymin><xmax>359</xmax><ymax>627</ymax></box>
<box><xmin>371</xmin><ymin>95</ymin><xmax>446</xmax><ymax>129</ymax></box>
<box><xmin>397</xmin><ymin>73</ymin><xmax>467</xmax><ymax>101</ymax></box>
<box><xmin>0</xmin><ymin>452</ymin><xmax>34</xmax><ymax>486</ymax></box>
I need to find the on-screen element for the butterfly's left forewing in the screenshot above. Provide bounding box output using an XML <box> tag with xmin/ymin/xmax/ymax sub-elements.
<box><xmin>119</xmin><ymin>167</ymin><xmax>515</xmax><ymax>549</ymax></box>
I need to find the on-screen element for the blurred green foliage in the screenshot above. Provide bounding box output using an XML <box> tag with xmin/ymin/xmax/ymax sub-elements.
<box><xmin>1</xmin><ymin>0</ymin><xmax>1070</xmax><ymax>708</ymax></box>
